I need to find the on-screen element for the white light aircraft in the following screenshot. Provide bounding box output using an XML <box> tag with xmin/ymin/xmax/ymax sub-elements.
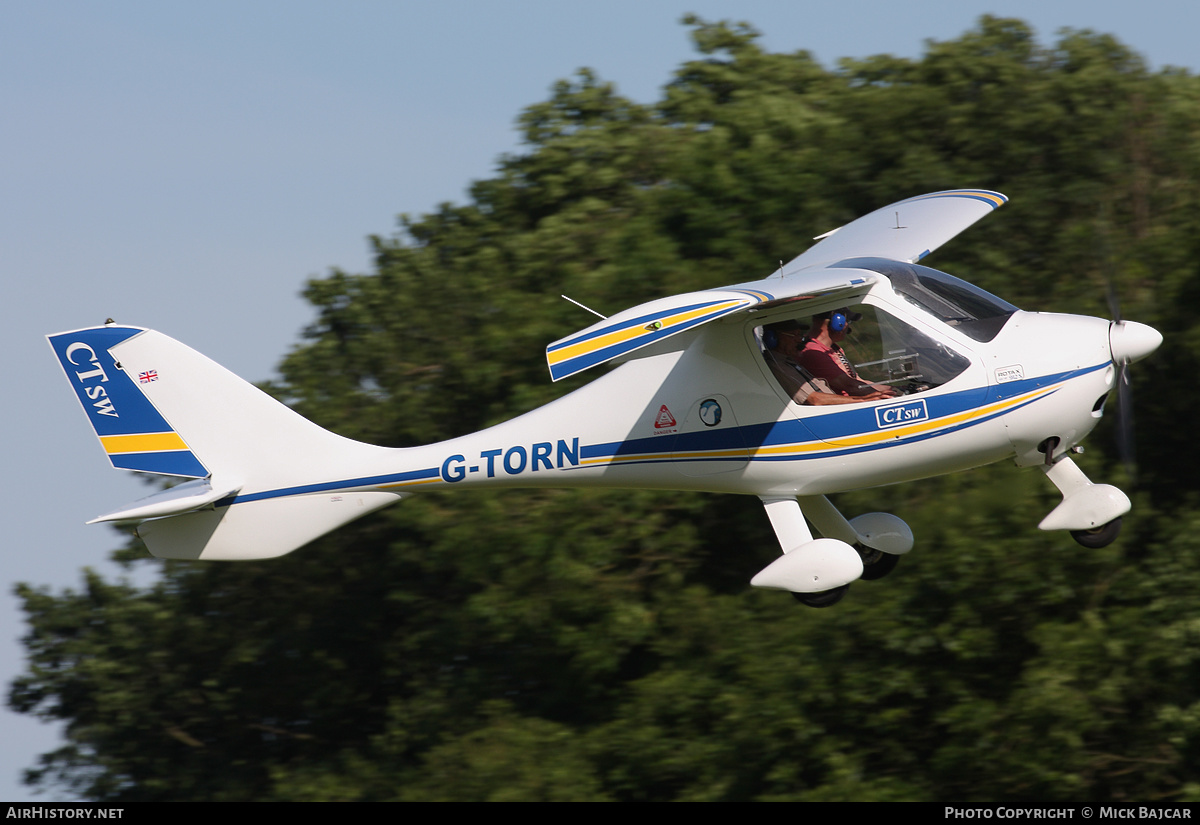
<box><xmin>49</xmin><ymin>190</ymin><xmax>1162</xmax><ymax>606</ymax></box>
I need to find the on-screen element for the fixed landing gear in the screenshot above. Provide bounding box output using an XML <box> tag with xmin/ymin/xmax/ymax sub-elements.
<box><xmin>858</xmin><ymin>546</ymin><xmax>899</xmax><ymax>581</ymax></box>
<box><xmin>752</xmin><ymin>496</ymin><xmax>911</xmax><ymax>607</ymax></box>
<box><xmin>792</xmin><ymin>585</ymin><xmax>850</xmax><ymax>608</ymax></box>
<box><xmin>792</xmin><ymin>547</ymin><xmax>897</xmax><ymax>609</ymax></box>
<box><xmin>1071</xmin><ymin>517</ymin><xmax>1122</xmax><ymax>548</ymax></box>
<box><xmin>1038</xmin><ymin>456</ymin><xmax>1130</xmax><ymax>546</ymax></box>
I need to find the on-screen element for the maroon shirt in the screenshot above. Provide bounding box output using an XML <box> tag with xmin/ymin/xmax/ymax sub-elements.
<box><xmin>797</xmin><ymin>339</ymin><xmax>857</xmax><ymax>396</ymax></box>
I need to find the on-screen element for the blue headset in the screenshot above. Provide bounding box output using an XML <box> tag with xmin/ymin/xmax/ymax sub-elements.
<box><xmin>764</xmin><ymin>314</ymin><xmax>845</xmax><ymax>349</ymax></box>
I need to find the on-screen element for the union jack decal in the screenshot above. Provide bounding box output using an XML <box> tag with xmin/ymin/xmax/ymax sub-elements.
<box><xmin>138</xmin><ymin>370</ymin><xmax>158</xmax><ymax>383</ymax></box>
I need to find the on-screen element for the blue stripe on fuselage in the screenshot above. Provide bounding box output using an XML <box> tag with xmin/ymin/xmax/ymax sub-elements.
<box><xmin>224</xmin><ymin>363</ymin><xmax>1108</xmax><ymax>502</ymax></box>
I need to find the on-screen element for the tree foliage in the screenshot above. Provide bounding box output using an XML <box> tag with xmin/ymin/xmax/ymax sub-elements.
<box><xmin>13</xmin><ymin>16</ymin><xmax>1200</xmax><ymax>800</ymax></box>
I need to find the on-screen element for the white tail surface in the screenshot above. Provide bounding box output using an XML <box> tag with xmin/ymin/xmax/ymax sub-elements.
<box><xmin>50</xmin><ymin>325</ymin><xmax>405</xmax><ymax>560</ymax></box>
<box><xmin>107</xmin><ymin>329</ymin><xmax>387</xmax><ymax>489</ymax></box>
<box><xmin>137</xmin><ymin>492</ymin><xmax>403</xmax><ymax>560</ymax></box>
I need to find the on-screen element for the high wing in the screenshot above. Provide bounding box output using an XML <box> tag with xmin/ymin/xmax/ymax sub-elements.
<box><xmin>545</xmin><ymin>189</ymin><xmax>1007</xmax><ymax>381</ymax></box>
<box><xmin>546</xmin><ymin>271</ymin><xmax>876</xmax><ymax>382</ymax></box>
<box><xmin>547</xmin><ymin>289</ymin><xmax>770</xmax><ymax>382</ymax></box>
<box><xmin>782</xmin><ymin>188</ymin><xmax>1007</xmax><ymax>273</ymax></box>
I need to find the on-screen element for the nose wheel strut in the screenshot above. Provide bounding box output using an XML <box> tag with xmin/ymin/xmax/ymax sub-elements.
<box><xmin>1038</xmin><ymin>455</ymin><xmax>1129</xmax><ymax>548</ymax></box>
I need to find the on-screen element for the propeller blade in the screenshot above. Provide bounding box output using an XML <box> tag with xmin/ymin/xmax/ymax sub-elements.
<box><xmin>1106</xmin><ymin>279</ymin><xmax>1122</xmax><ymax>324</ymax></box>
<box><xmin>1114</xmin><ymin>360</ymin><xmax>1137</xmax><ymax>482</ymax></box>
<box><xmin>1107</xmin><ymin>321</ymin><xmax>1160</xmax><ymax>484</ymax></box>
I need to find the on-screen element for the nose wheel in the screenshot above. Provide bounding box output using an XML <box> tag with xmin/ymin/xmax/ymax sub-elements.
<box><xmin>1038</xmin><ymin>457</ymin><xmax>1130</xmax><ymax>547</ymax></box>
<box><xmin>792</xmin><ymin>585</ymin><xmax>850</xmax><ymax>608</ymax></box>
<box><xmin>1070</xmin><ymin>517</ymin><xmax>1123</xmax><ymax>548</ymax></box>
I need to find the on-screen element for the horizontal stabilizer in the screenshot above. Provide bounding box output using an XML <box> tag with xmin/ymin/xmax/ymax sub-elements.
<box><xmin>137</xmin><ymin>491</ymin><xmax>404</xmax><ymax>560</ymax></box>
<box><xmin>87</xmin><ymin>479</ymin><xmax>243</xmax><ymax>525</ymax></box>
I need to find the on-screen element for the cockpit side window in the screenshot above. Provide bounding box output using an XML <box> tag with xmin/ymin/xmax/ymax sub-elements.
<box><xmin>756</xmin><ymin>303</ymin><xmax>970</xmax><ymax>405</ymax></box>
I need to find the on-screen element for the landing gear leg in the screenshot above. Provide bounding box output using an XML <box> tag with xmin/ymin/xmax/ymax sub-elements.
<box><xmin>1038</xmin><ymin>456</ymin><xmax>1130</xmax><ymax>549</ymax></box>
<box><xmin>799</xmin><ymin>495</ymin><xmax>911</xmax><ymax>581</ymax></box>
<box><xmin>751</xmin><ymin>496</ymin><xmax>913</xmax><ymax>606</ymax></box>
<box><xmin>751</xmin><ymin>497</ymin><xmax>862</xmax><ymax>604</ymax></box>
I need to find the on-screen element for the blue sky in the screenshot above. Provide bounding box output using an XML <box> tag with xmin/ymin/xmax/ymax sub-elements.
<box><xmin>2</xmin><ymin>0</ymin><xmax>1194</xmax><ymax>800</ymax></box>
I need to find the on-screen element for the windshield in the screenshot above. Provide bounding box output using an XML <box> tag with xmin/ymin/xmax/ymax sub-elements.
<box><xmin>835</xmin><ymin>257</ymin><xmax>1018</xmax><ymax>342</ymax></box>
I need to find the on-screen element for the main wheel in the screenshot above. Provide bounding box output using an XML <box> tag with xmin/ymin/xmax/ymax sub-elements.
<box><xmin>1071</xmin><ymin>517</ymin><xmax>1122</xmax><ymax>548</ymax></box>
<box><xmin>792</xmin><ymin>584</ymin><xmax>850</xmax><ymax>608</ymax></box>
<box><xmin>858</xmin><ymin>547</ymin><xmax>899</xmax><ymax>581</ymax></box>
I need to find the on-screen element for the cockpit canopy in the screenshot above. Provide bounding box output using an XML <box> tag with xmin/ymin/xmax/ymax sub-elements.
<box><xmin>835</xmin><ymin>257</ymin><xmax>1019</xmax><ymax>342</ymax></box>
<box><xmin>756</xmin><ymin>300</ymin><xmax>972</xmax><ymax>407</ymax></box>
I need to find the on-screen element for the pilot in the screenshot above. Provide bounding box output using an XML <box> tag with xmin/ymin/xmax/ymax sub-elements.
<box><xmin>796</xmin><ymin>309</ymin><xmax>898</xmax><ymax>401</ymax></box>
<box><xmin>762</xmin><ymin>320</ymin><xmax>879</xmax><ymax>406</ymax></box>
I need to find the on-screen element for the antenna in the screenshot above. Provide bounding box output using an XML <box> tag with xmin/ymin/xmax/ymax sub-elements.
<box><xmin>561</xmin><ymin>294</ymin><xmax>607</xmax><ymax>320</ymax></box>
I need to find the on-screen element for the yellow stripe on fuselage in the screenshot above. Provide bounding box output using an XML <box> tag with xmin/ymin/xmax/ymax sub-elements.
<box><xmin>379</xmin><ymin>477</ymin><xmax>443</xmax><ymax>490</ymax></box>
<box><xmin>100</xmin><ymin>432</ymin><xmax>189</xmax><ymax>454</ymax></box>
<box><xmin>579</xmin><ymin>385</ymin><xmax>1058</xmax><ymax>467</ymax></box>
<box><xmin>751</xmin><ymin>387</ymin><xmax>1055</xmax><ymax>458</ymax></box>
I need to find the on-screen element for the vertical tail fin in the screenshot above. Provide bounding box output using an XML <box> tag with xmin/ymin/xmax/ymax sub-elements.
<box><xmin>49</xmin><ymin>324</ymin><xmax>402</xmax><ymax>560</ymax></box>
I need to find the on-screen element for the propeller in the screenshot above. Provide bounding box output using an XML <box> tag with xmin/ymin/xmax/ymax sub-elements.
<box><xmin>1105</xmin><ymin>278</ymin><xmax>1162</xmax><ymax>483</ymax></box>
<box><xmin>1107</xmin><ymin>282</ymin><xmax>1135</xmax><ymax>479</ymax></box>
<box><xmin>1095</xmin><ymin>205</ymin><xmax>1160</xmax><ymax>484</ymax></box>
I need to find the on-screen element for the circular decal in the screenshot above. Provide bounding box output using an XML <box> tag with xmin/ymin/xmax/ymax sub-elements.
<box><xmin>699</xmin><ymin>399</ymin><xmax>722</xmax><ymax>427</ymax></box>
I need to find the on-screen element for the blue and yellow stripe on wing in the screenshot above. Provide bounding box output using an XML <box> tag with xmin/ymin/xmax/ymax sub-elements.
<box><xmin>726</xmin><ymin>288</ymin><xmax>775</xmax><ymax>302</ymax></box>
<box><xmin>904</xmin><ymin>189</ymin><xmax>1008</xmax><ymax>210</ymax></box>
<box><xmin>546</xmin><ymin>292</ymin><xmax>771</xmax><ymax>382</ymax></box>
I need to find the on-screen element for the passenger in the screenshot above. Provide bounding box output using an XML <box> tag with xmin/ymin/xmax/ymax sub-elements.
<box><xmin>762</xmin><ymin>320</ymin><xmax>884</xmax><ymax>406</ymax></box>
<box><xmin>796</xmin><ymin>309</ymin><xmax>898</xmax><ymax>400</ymax></box>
